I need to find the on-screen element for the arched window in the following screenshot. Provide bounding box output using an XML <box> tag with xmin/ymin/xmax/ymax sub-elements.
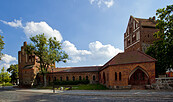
<box><xmin>73</xmin><ymin>76</ymin><xmax>75</xmax><ymax>81</ymax></box>
<box><xmin>66</xmin><ymin>76</ymin><xmax>69</xmax><ymax>81</ymax></box>
<box><xmin>79</xmin><ymin>76</ymin><xmax>82</xmax><ymax>81</ymax></box>
<box><xmin>119</xmin><ymin>72</ymin><xmax>121</xmax><ymax>81</ymax></box>
<box><xmin>93</xmin><ymin>75</ymin><xmax>95</xmax><ymax>81</ymax></box>
<box><xmin>115</xmin><ymin>72</ymin><xmax>117</xmax><ymax>81</ymax></box>
<box><xmin>60</xmin><ymin>77</ymin><xmax>62</xmax><ymax>81</ymax></box>
<box><xmin>86</xmin><ymin>76</ymin><xmax>88</xmax><ymax>80</ymax></box>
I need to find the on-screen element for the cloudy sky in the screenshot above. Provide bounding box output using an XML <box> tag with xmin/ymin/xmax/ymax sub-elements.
<box><xmin>0</xmin><ymin>0</ymin><xmax>172</xmax><ymax>70</ymax></box>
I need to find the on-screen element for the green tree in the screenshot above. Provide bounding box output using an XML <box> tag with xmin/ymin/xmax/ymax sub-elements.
<box><xmin>7</xmin><ymin>64</ymin><xmax>18</xmax><ymax>84</ymax></box>
<box><xmin>146</xmin><ymin>4</ymin><xmax>173</xmax><ymax>76</ymax></box>
<box><xmin>0</xmin><ymin>35</ymin><xmax>5</xmax><ymax>60</ymax></box>
<box><xmin>0</xmin><ymin>67</ymin><xmax>11</xmax><ymax>83</ymax></box>
<box><xmin>25</xmin><ymin>34</ymin><xmax>68</xmax><ymax>86</ymax></box>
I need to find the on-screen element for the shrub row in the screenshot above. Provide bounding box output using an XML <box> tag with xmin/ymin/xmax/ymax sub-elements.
<box><xmin>54</xmin><ymin>80</ymin><xmax>90</xmax><ymax>85</ymax></box>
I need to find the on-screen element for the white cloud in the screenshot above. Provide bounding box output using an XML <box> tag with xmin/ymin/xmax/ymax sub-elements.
<box><xmin>103</xmin><ymin>0</ymin><xmax>114</xmax><ymax>8</ymax></box>
<box><xmin>62</xmin><ymin>41</ymin><xmax>91</xmax><ymax>63</ymax></box>
<box><xmin>23</xmin><ymin>21</ymin><xmax>63</xmax><ymax>42</ymax></box>
<box><xmin>0</xmin><ymin>19</ymin><xmax>23</xmax><ymax>28</ymax></box>
<box><xmin>89</xmin><ymin>41</ymin><xmax>122</xmax><ymax>60</ymax></box>
<box><xmin>1</xmin><ymin>54</ymin><xmax>17</xmax><ymax>63</ymax></box>
<box><xmin>62</xmin><ymin>41</ymin><xmax>122</xmax><ymax>64</ymax></box>
<box><xmin>0</xmin><ymin>19</ymin><xmax>63</xmax><ymax>42</ymax></box>
<box><xmin>0</xmin><ymin>29</ymin><xmax>3</xmax><ymax>33</ymax></box>
<box><xmin>89</xmin><ymin>0</ymin><xmax>114</xmax><ymax>8</ymax></box>
<box><xmin>0</xmin><ymin>63</ymin><xmax>10</xmax><ymax>70</ymax></box>
<box><xmin>0</xmin><ymin>54</ymin><xmax>17</xmax><ymax>71</ymax></box>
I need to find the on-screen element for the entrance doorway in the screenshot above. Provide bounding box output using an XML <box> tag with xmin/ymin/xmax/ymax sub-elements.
<box><xmin>129</xmin><ymin>67</ymin><xmax>149</xmax><ymax>85</ymax></box>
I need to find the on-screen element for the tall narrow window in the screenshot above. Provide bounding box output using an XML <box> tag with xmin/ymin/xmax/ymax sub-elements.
<box><xmin>60</xmin><ymin>77</ymin><xmax>62</xmax><ymax>81</ymax></box>
<box><xmin>79</xmin><ymin>76</ymin><xmax>82</xmax><ymax>81</ymax></box>
<box><xmin>72</xmin><ymin>76</ymin><xmax>75</xmax><ymax>81</ymax></box>
<box><xmin>66</xmin><ymin>76</ymin><xmax>69</xmax><ymax>81</ymax></box>
<box><xmin>142</xmin><ymin>72</ymin><xmax>145</xmax><ymax>80</ymax></box>
<box><xmin>54</xmin><ymin>77</ymin><xmax>56</xmax><ymax>81</ymax></box>
<box><xmin>26</xmin><ymin>54</ymin><xmax>28</xmax><ymax>63</ymax></box>
<box><xmin>115</xmin><ymin>72</ymin><xmax>117</xmax><ymax>81</ymax></box>
<box><xmin>48</xmin><ymin>77</ymin><xmax>50</xmax><ymax>83</ymax></box>
<box><xmin>93</xmin><ymin>75</ymin><xmax>95</xmax><ymax>81</ymax></box>
<box><xmin>86</xmin><ymin>76</ymin><xmax>88</xmax><ymax>80</ymax></box>
<box><xmin>119</xmin><ymin>72</ymin><xmax>121</xmax><ymax>81</ymax></box>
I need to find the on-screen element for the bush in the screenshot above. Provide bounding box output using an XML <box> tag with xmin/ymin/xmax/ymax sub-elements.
<box><xmin>1</xmin><ymin>82</ymin><xmax>13</xmax><ymax>86</ymax></box>
<box><xmin>54</xmin><ymin>80</ymin><xmax>89</xmax><ymax>85</ymax></box>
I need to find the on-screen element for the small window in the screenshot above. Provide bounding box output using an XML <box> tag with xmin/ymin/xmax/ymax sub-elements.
<box><xmin>73</xmin><ymin>76</ymin><xmax>75</xmax><ymax>81</ymax></box>
<box><xmin>60</xmin><ymin>77</ymin><xmax>62</xmax><ymax>81</ymax></box>
<box><xmin>93</xmin><ymin>75</ymin><xmax>95</xmax><ymax>81</ymax></box>
<box><xmin>119</xmin><ymin>72</ymin><xmax>121</xmax><ymax>81</ymax></box>
<box><xmin>86</xmin><ymin>76</ymin><xmax>88</xmax><ymax>80</ymax></box>
<box><xmin>66</xmin><ymin>76</ymin><xmax>69</xmax><ymax>81</ymax></box>
<box><xmin>115</xmin><ymin>72</ymin><xmax>117</xmax><ymax>81</ymax></box>
<box><xmin>79</xmin><ymin>76</ymin><xmax>82</xmax><ymax>81</ymax></box>
<box><xmin>48</xmin><ymin>77</ymin><xmax>50</xmax><ymax>82</ymax></box>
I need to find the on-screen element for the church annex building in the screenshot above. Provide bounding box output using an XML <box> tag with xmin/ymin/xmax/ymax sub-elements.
<box><xmin>18</xmin><ymin>16</ymin><xmax>157</xmax><ymax>89</ymax></box>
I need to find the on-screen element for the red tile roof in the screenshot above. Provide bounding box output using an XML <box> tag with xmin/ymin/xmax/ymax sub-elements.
<box><xmin>53</xmin><ymin>66</ymin><xmax>101</xmax><ymax>73</ymax></box>
<box><xmin>101</xmin><ymin>51</ymin><xmax>156</xmax><ymax>70</ymax></box>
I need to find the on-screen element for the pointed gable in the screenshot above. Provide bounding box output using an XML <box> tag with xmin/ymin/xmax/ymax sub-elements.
<box><xmin>101</xmin><ymin>51</ymin><xmax>156</xmax><ymax>70</ymax></box>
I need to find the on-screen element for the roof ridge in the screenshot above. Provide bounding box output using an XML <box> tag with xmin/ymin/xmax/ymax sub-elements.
<box><xmin>57</xmin><ymin>66</ymin><xmax>102</xmax><ymax>69</ymax></box>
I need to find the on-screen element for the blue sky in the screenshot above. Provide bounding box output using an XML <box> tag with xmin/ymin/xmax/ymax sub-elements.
<box><xmin>0</xmin><ymin>0</ymin><xmax>172</xmax><ymax>70</ymax></box>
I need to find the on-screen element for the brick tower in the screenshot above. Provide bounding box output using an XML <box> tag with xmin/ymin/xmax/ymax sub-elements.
<box><xmin>18</xmin><ymin>42</ymin><xmax>40</xmax><ymax>86</ymax></box>
<box><xmin>124</xmin><ymin>16</ymin><xmax>158</xmax><ymax>52</ymax></box>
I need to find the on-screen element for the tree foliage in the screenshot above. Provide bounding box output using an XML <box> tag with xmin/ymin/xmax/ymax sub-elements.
<box><xmin>146</xmin><ymin>4</ymin><xmax>173</xmax><ymax>75</ymax></box>
<box><xmin>0</xmin><ymin>35</ymin><xmax>5</xmax><ymax>60</ymax></box>
<box><xmin>0</xmin><ymin>67</ymin><xmax>11</xmax><ymax>83</ymax></box>
<box><xmin>25</xmin><ymin>34</ymin><xmax>68</xmax><ymax>86</ymax></box>
<box><xmin>7</xmin><ymin>64</ymin><xmax>18</xmax><ymax>84</ymax></box>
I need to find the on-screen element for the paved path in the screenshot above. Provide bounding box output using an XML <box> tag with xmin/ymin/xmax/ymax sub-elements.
<box><xmin>17</xmin><ymin>89</ymin><xmax>173</xmax><ymax>97</ymax></box>
<box><xmin>1</xmin><ymin>87</ymin><xmax>173</xmax><ymax>102</ymax></box>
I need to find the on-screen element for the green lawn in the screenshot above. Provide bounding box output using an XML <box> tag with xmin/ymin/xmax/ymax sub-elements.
<box><xmin>72</xmin><ymin>84</ymin><xmax>108</xmax><ymax>90</ymax></box>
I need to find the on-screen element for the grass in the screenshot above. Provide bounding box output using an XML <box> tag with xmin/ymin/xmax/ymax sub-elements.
<box><xmin>72</xmin><ymin>84</ymin><xmax>108</xmax><ymax>90</ymax></box>
<box><xmin>35</xmin><ymin>84</ymin><xmax>108</xmax><ymax>90</ymax></box>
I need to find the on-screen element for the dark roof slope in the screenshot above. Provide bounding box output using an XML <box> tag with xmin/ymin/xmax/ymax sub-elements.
<box><xmin>101</xmin><ymin>51</ymin><xmax>156</xmax><ymax>70</ymax></box>
<box><xmin>54</xmin><ymin>66</ymin><xmax>101</xmax><ymax>73</ymax></box>
<box><xmin>134</xmin><ymin>17</ymin><xmax>156</xmax><ymax>27</ymax></box>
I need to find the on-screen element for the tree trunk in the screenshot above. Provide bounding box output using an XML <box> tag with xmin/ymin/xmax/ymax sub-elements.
<box><xmin>43</xmin><ymin>74</ymin><xmax>47</xmax><ymax>87</ymax></box>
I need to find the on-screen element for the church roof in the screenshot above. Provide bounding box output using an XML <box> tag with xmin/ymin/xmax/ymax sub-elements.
<box><xmin>53</xmin><ymin>66</ymin><xmax>101</xmax><ymax>73</ymax></box>
<box><xmin>134</xmin><ymin>16</ymin><xmax>156</xmax><ymax>27</ymax></box>
<box><xmin>101</xmin><ymin>51</ymin><xmax>156</xmax><ymax>70</ymax></box>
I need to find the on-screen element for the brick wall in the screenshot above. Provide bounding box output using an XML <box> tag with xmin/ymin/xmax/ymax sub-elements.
<box><xmin>100</xmin><ymin>62</ymin><xmax>155</xmax><ymax>88</ymax></box>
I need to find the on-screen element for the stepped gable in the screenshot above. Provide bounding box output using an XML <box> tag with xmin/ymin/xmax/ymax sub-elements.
<box><xmin>101</xmin><ymin>50</ymin><xmax>157</xmax><ymax>70</ymax></box>
<box><xmin>53</xmin><ymin>66</ymin><xmax>101</xmax><ymax>73</ymax></box>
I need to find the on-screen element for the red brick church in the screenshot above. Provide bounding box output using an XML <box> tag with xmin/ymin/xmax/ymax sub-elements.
<box><xmin>18</xmin><ymin>16</ymin><xmax>157</xmax><ymax>89</ymax></box>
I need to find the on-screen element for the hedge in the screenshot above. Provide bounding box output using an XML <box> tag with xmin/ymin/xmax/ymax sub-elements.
<box><xmin>54</xmin><ymin>80</ymin><xmax>89</xmax><ymax>85</ymax></box>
